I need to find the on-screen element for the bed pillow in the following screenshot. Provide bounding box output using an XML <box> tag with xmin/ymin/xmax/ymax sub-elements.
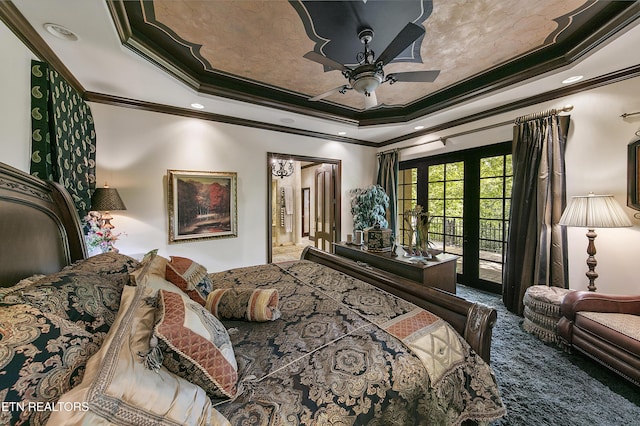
<box><xmin>0</xmin><ymin>303</ymin><xmax>101</xmax><ymax>426</ymax></box>
<box><xmin>153</xmin><ymin>289</ymin><xmax>238</xmax><ymax>399</ymax></box>
<box><xmin>165</xmin><ymin>256</ymin><xmax>213</xmax><ymax>305</ymax></box>
<box><xmin>206</xmin><ymin>288</ymin><xmax>281</xmax><ymax>322</ymax></box>
<box><xmin>129</xmin><ymin>249</ymin><xmax>169</xmax><ymax>285</ymax></box>
<box><xmin>64</xmin><ymin>252</ymin><xmax>140</xmax><ymax>289</ymax></box>
<box><xmin>0</xmin><ymin>269</ymin><xmax>122</xmax><ymax>335</ymax></box>
<box><xmin>46</xmin><ymin>285</ymin><xmax>230</xmax><ymax>426</ymax></box>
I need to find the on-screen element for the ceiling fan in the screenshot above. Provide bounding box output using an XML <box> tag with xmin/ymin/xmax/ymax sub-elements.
<box><xmin>304</xmin><ymin>22</ymin><xmax>440</xmax><ymax>109</ymax></box>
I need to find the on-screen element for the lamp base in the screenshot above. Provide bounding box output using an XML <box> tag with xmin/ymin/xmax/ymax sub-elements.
<box><xmin>585</xmin><ymin>228</ymin><xmax>598</xmax><ymax>292</ymax></box>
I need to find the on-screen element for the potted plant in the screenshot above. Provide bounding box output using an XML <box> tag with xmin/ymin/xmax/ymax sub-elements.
<box><xmin>349</xmin><ymin>185</ymin><xmax>390</xmax><ymax>231</ymax></box>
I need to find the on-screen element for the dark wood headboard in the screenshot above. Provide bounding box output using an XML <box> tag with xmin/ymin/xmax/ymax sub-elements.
<box><xmin>0</xmin><ymin>162</ymin><xmax>86</xmax><ymax>287</ymax></box>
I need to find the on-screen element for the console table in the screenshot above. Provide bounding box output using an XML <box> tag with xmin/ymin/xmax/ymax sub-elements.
<box><xmin>332</xmin><ymin>242</ymin><xmax>458</xmax><ymax>294</ymax></box>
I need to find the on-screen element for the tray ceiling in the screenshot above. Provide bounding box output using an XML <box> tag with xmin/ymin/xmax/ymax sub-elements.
<box><xmin>107</xmin><ymin>0</ymin><xmax>635</xmax><ymax>126</ymax></box>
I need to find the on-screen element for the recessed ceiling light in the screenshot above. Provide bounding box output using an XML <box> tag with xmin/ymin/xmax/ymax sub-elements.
<box><xmin>337</xmin><ymin>131</ymin><xmax>347</xmax><ymax>136</ymax></box>
<box><xmin>43</xmin><ymin>23</ymin><xmax>78</xmax><ymax>41</ymax></box>
<box><xmin>414</xmin><ymin>125</ymin><xmax>425</xmax><ymax>130</ymax></box>
<box><xmin>190</xmin><ymin>103</ymin><xmax>205</xmax><ymax>109</ymax></box>
<box><xmin>562</xmin><ymin>75</ymin><xmax>583</xmax><ymax>84</ymax></box>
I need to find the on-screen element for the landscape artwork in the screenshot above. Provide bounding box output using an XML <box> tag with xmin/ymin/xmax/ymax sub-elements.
<box><xmin>168</xmin><ymin>170</ymin><xmax>237</xmax><ymax>243</ymax></box>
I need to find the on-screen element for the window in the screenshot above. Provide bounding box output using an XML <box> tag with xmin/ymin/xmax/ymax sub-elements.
<box><xmin>478</xmin><ymin>154</ymin><xmax>512</xmax><ymax>283</ymax></box>
<box><xmin>397</xmin><ymin>168</ymin><xmax>417</xmax><ymax>246</ymax></box>
<box><xmin>428</xmin><ymin>161</ymin><xmax>465</xmax><ymax>274</ymax></box>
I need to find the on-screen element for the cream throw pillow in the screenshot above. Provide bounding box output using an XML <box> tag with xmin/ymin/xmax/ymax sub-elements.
<box><xmin>47</xmin><ymin>285</ymin><xmax>230</xmax><ymax>426</ymax></box>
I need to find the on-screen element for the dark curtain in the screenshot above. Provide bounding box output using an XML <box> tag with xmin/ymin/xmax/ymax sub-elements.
<box><xmin>30</xmin><ymin>60</ymin><xmax>96</xmax><ymax>219</ymax></box>
<box><xmin>376</xmin><ymin>150</ymin><xmax>399</xmax><ymax>238</ymax></box>
<box><xmin>503</xmin><ymin>115</ymin><xmax>570</xmax><ymax>315</ymax></box>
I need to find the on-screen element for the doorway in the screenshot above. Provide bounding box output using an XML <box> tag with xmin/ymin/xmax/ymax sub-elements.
<box><xmin>267</xmin><ymin>153</ymin><xmax>341</xmax><ymax>263</ymax></box>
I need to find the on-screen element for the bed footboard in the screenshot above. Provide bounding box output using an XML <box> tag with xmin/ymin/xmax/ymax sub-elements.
<box><xmin>301</xmin><ymin>246</ymin><xmax>496</xmax><ymax>364</ymax></box>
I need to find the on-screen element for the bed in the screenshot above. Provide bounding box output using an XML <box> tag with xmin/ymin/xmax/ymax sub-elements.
<box><xmin>0</xmin><ymin>161</ymin><xmax>505</xmax><ymax>425</ymax></box>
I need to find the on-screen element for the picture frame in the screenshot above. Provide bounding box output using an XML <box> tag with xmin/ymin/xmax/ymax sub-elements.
<box><xmin>629</xmin><ymin>139</ymin><xmax>640</xmax><ymax>212</ymax></box>
<box><xmin>167</xmin><ymin>170</ymin><xmax>238</xmax><ymax>243</ymax></box>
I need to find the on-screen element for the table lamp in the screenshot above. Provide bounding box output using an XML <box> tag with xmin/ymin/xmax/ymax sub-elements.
<box><xmin>90</xmin><ymin>184</ymin><xmax>127</xmax><ymax>230</ymax></box>
<box><xmin>559</xmin><ymin>193</ymin><xmax>632</xmax><ymax>291</ymax></box>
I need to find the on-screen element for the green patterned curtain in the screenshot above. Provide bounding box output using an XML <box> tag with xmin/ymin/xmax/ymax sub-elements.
<box><xmin>30</xmin><ymin>60</ymin><xmax>96</xmax><ymax>218</ymax></box>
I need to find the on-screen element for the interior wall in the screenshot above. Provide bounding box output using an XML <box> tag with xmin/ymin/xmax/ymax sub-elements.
<box><xmin>0</xmin><ymin>20</ymin><xmax>36</xmax><ymax>170</ymax></box>
<box><xmin>0</xmin><ymin>19</ymin><xmax>376</xmax><ymax>273</ymax></box>
<box><xmin>385</xmin><ymin>76</ymin><xmax>640</xmax><ymax>294</ymax></box>
<box><xmin>83</xmin><ymin>103</ymin><xmax>377</xmax><ymax>272</ymax></box>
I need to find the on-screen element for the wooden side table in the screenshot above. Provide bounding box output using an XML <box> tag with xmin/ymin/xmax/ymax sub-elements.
<box><xmin>332</xmin><ymin>242</ymin><xmax>458</xmax><ymax>293</ymax></box>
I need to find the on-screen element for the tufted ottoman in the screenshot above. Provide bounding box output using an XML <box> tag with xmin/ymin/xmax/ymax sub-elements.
<box><xmin>523</xmin><ymin>285</ymin><xmax>575</xmax><ymax>350</ymax></box>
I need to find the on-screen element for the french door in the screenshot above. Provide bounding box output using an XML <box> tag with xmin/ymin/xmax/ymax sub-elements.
<box><xmin>399</xmin><ymin>142</ymin><xmax>512</xmax><ymax>293</ymax></box>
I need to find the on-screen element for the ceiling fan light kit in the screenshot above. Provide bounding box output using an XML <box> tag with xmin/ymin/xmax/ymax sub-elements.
<box><xmin>305</xmin><ymin>22</ymin><xmax>439</xmax><ymax>109</ymax></box>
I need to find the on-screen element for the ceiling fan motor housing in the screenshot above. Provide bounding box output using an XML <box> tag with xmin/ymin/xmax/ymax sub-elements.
<box><xmin>358</xmin><ymin>28</ymin><xmax>374</xmax><ymax>44</ymax></box>
<box><xmin>349</xmin><ymin>64</ymin><xmax>384</xmax><ymax>96</ymax></box>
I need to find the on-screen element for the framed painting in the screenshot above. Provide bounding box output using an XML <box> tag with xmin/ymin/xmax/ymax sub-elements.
<box><xmin>167</xmin><ymin>170</ymin><xmax>237</xmax><ymax>243</ymax></box>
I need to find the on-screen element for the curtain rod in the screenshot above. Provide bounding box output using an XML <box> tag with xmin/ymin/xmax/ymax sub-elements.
<box><xmin>514</xmin><ymin>104</ymin><xmax>573</xmax><ymax>124</ymax></box>
<box><xmin>621</xmin><ymin>111</ymin><xmax>640</xmax><ymax>118</ymax></box>
<box><xmin>383</xmin><ymin>104</ymin><xmax>574</xmax><ymax>155</ymax></box>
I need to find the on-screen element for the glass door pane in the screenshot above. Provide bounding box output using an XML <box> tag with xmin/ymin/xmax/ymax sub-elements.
<box><xmin>397</xmin><ymin>168</ymin><xmax>417</xmax><ymax>246</ymax></box>
<box><xmin>428</xmin><ymin>161</ymin><xmax>464</xmax><ymax>274</ymax></box>
<box><xmin>478</xmin><ymin>154</ymin><xmax>512</xmax><ymax>284</ymax></box>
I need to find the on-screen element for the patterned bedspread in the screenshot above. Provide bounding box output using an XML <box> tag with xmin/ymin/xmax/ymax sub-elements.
<box><xmin>209</xmin><ymin>260</ymin><xmax>505</xmax><ymax>425</ymax></box>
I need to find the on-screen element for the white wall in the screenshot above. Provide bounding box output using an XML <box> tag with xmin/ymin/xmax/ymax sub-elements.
<box><xmin>386</xmin><ymin>77</ymin><xmax>640</xmax><ymax>294</ymax></box>
<box><xmin>0</xmin><ymin>20</ymin><xmax>376</xmax><ymax>273</ymax></box>
<box><xmin>87</xmin><ymin>103</ymin><xmax>376</xmax><ymax>272</ymax></box>
<box><xmin>0</xmin><ymin>21</ymin><xmax>36</xmax><ymax>170</ymax></box>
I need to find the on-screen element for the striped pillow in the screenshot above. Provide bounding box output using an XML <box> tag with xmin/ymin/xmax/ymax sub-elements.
<box><xmin>206</xmin><ymin>288</ymin><xmax>281</xmax><ymax>322</ymax></box>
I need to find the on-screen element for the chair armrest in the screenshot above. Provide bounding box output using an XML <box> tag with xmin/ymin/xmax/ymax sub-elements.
<box><xmin>561</xmin><ymin>291</ymin><xmax>640</xmax><ymax>321</ymax></box>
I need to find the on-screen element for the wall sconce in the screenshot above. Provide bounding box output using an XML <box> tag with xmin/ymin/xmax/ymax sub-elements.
<box><xmin>272</xmin><ymin>158</ymin><xmax>294</xmax><ymax>179</ymax></box>
<box><xmin>90</xmin><ymin>184</ymin><xmax>127</xmax><ymax>230</ymax></box>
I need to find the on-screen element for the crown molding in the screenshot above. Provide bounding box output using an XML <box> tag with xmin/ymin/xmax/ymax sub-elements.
<box><xmin>83</xmin><ymin>91</ymin><xmax>376</xmax><ymax>147</ymax></box>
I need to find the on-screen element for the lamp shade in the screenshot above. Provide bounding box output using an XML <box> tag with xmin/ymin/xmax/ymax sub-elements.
<box><xmin>90</xmin><ymin>187</ymin><xmax>126</xmax><ymax>211</ymax></box>
<box><xmin>559</xmin><ymin>193</ymin><xmax>632</xmax><ymax>228</ymax></box>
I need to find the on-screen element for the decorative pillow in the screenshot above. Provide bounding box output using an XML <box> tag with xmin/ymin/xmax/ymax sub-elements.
<box><xmin>64</xmin><ymin>252</ymin><xmax>140</xmax><ymax>289</ymax></box>
<box><xmin>0</xmin><ymin>270</ymin><xmax>122</xmax><ymax>335</ymax></box>
<box><xmin>129</xmin><ymin>249</ymin><xmax>169</xmax><ymax>285</ymax></box>
<box><xmin>153</xmin><ymin>289</ymin><xmax>238</xmax><ymax>399</ymax></box>
<box><xmin>46</xmin><ymin>285</ymin><xmax>230</xmax><ymax>426</ymax></box>
<box><xmin>0</xmin><ymin>303</ymin><xmax>101</xmax><ymax>426</ymax></box>
<box><xmin>165</xmin><ymin>256</ymin><xmax>213</xmax><ymax>305</ymax></box>
<box><xmin>206</xmin><ymin>288</ymin><xmax>281</xmax><ymax>322</ymax></box>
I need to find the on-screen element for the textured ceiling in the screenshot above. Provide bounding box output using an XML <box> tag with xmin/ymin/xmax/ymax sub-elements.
<box><xmin>109</xmin><ymin>0</ymin><xmax>631</xmax><ymax>124</ymax></box>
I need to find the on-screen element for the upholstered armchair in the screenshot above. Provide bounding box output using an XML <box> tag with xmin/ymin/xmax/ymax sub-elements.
<box><xmin>558</xmin><ymin>291</ymin><xmax>640</xmax><ymax>386</ymax></box>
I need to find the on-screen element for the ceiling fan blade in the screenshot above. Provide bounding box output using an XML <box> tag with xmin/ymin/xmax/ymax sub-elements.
<box><xmin>377</xmin><ymin>22</ymin><xmax>426</xmax><ymax>65</ymax></box>
<box><xmin>303</xmin><ymin>52</ymin><xmax>351</xmax><ymax>72</ymax></box>
<box><xmin>309</xmin><ymin>85</ymin><xmax>350</xmax><ymax>102</ymax></box>
<box><xmin>364</xmin><ymin>91</ymin><xmax>378</xmax><ymax>109</ymax></box>
<box><xmin>388</xmin><ymin>70</ymin><xmax>440</xmax><ymax>83</ymax></box>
